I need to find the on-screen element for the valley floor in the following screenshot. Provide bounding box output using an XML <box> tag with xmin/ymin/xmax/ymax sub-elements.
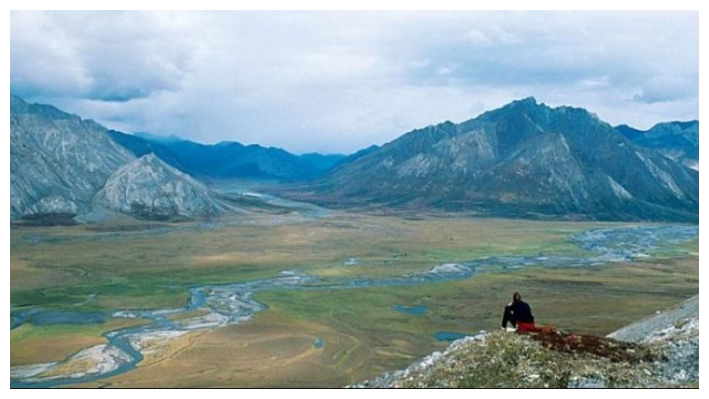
<box><xmin>10</xmin><ymin>204</ymin><xmax>699</xmax><ymax>387</ymax></box>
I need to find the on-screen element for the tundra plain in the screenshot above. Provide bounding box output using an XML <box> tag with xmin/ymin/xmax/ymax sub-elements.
<box><xmin>11</xmin><ymin>208</ymin><xmax>698</xmax><ymax>387</ymax></box>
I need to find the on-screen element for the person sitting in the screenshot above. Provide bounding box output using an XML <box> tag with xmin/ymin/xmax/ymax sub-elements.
<box><xmin>501</xmin><ymin>292</ymin><xmax>536</xmax><ymax>332</ymax></box>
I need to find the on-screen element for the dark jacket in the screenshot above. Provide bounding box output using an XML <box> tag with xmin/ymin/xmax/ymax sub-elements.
<box><xmin>502</xmin><ymin>300</ymin><xmax>534</xmax><ymax>328</ymax></box>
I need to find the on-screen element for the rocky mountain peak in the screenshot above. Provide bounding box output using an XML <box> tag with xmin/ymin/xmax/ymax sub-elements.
<box><xmin>133</xmin><ymin>152</ymin><xmax>161</xmax><ymax>166</ymax></box>
<box><xmin>512</xmin><ymin>96</ymin><xmax>539</xmax><ymax>106</ymax></box>
<box><xmin>310</xmin><ymin>98</ymin><xmax>698</xmax><ymax>222</ymax></box>
<box><xmin>10</xmin><ymin>95</ymin><xmax>136</xmax><ymax>220</ymax></box>
<box><xmin>11</xmin><ymin>94</ymin><xmax>80</xmax><ymax>121</ymax></box>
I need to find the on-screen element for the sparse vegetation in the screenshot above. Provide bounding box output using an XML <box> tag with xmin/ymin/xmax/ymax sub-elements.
<box><xmin>359</xmin><ymin>330</ymin><xmax>687</xmax><ymax>388</ymax></box>
<box><xmin>10</xmin><ymin>214</ymin><xmax>698</xmax><ymax>387</ymax></box>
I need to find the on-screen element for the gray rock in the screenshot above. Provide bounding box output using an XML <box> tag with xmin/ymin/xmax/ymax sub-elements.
<box><xmin>11</xmin><ymin>95</ymin><xmax>135</xmax><ymax>219</ymax></box>
<box><xmin>314</xmin><ymin>97</ymin><xmax>698</xmax><ymax>222</ymax></box>
<box><xmin>608</xmin><ymin>296</ymin><xmax>698</xmax><ymax>342</ymax></box>
<box><xmin>94</xmin><ymin>154</ymin><xmax>224</xmax><ymax>221</ymax></box>
<box><xmin>617</xmin><ymin>121</ymin><xmax>699</xmax><ymax>171</ymax></box>
<box><xmin>355</xmin><ymin>297</ymin><xmax>699</xmax><ymax>388</ymax></box>
<box><xmin>609</xmin><ymin>295</ymin><xmax>699</xmax><ymax>386</ymax></box>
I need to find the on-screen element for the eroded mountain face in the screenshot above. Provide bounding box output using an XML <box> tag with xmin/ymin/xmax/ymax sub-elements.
<box><xmin>94</xmin><ymin>154</ymin><xmax>224</xmax><ymax>221</ymax></box>
<box><xmin>11</xmin><ymin>96</ymin><xmax>224</xmax><ymax>222</ymax></box>
<box><xmin>617</xmin><ymin>121</ymin><xmax>699</xmax><ymax>171</ymax></box>
<box><xmin>10</xmin><ymin>95</ymin><xmax>135</xmax><ymax>220</ymax></box>
<box><xmin>10</xmin><ymin>95</ymin><xmax>699</xmax><ymax>223</ymax></box>
<box><xmin>315</xmin><ymin>98</ymin><xmax>698</xmax><ymax>222</ymax></box>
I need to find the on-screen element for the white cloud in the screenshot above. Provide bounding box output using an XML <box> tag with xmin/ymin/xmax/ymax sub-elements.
<box><xmin>436</xmin><ymin>65</ymin><xmax>456</xmax><ymax>75</ymax></box>
<box><xmin>10</xmin><ymin>11</ymin><xmax>698</xmax><ymax>153</ymax></box>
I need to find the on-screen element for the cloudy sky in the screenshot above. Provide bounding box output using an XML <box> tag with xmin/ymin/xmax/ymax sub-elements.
<box><xmin>10</xmin><ymin>11</ymin><xmax>698</xmax><ymax>154</ymax></box>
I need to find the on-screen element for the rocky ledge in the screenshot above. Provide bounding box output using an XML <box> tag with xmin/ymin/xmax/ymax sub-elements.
<box><xmin>354</xmin><ymin>296</ymin><xmax>698</xmax><ymax>388</ymax></box>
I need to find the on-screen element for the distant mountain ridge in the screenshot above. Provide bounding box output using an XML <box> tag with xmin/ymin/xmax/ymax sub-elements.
<box><xmin>616</xmin><ymin>121</ymin><xmax>698</xmax><ymax>170</ymax></box>
<box><xmin>306</xmin><ymin>98</ymin><xmax>698</xmax><ymax>222</ymax></box>
<box><xmin>109</xmin><ymin>131</ymin><xmax>345</xmax><ymax>181</ymax></box>
<box><xmin>10</xmin><ymin>95</ymin><xmax>699</xmax><ymax>223</ymax></box>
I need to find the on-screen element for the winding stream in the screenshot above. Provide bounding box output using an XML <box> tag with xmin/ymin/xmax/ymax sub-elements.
<box><xmin>10</xmin><ymin>225</ymin><xmax>698</xmax><ymax>388</ymax></box>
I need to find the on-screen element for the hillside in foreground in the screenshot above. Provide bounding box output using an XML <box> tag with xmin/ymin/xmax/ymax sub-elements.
<box><xmin>355</xmin><ymin>296</ymin><xmax>698</xmax><ymax>388</ymax></box>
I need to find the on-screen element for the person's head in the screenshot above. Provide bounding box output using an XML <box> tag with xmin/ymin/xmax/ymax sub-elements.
<box><xmin>512</xmin><ymin>292</ymin><xmax>522</xmax><ymax>303</ymax></box>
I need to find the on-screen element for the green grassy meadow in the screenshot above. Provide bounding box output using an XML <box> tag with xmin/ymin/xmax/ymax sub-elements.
<box><xmin>10</xmin><ymin>212</ymin><xmax>698</xmax><ymax>387</ymax></box>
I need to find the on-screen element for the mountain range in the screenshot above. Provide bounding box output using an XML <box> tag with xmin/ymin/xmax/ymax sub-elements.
<box><xmin>303</xmin><ymin>98</ymin><xmax>698</xmax><ymax>222</ymax></box>
<box><xmin>616</xmin><ymin>121</ymin><xmax>699</xmax><ymax>171</ymax></box>
<box><xmin>11</xmin><ymin>95</ymin><xmax>225</xmax><ymax>222</ymax></box>
<box><xmin>10</xmin><ymin>95</ymin><xmax>135</xmax><ymax>220</ymax></box>
<box><xmin>108</xmin><ymin>130</ymin><xmax>344</xmax><ymax>181</ymax></box>
<box><xmin>10</xmin><ymin>95</ymin><xmax>699</xmax><ymax>223</ymax></box>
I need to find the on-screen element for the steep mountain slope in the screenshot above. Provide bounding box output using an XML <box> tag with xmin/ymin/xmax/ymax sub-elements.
<box><xmin>11</xmin><ymin>95</ymin><xmax>230</xmax><ymax>222</ymax></box>
<box><xmin>10</xmin><ymin>95</ymin><xmax>135</xmax><ymax>219</ymax></box>
<box><xmin>608</xmin><ymin>295</ymin><xmax>698</xmax><ymax>385</ymax></box>
<box><xmin>311</xmin><ymin>98</ymin><xmax>698</xmax><ymax>222</ymax></box>
<box><xmin>94</xmin><ymin>154</ymin><xmax>224</xmax><ymax>221</ymax></box>
<box><xmin>298</xmin><ymin>152</ymin><xmax>346</xmax><ymax>172</ymax></box>
<box><xmin>332</xmin><ymin>144</ymin><xmax>380</xmax><ymax>168</ymax></box>
<box><xmin>617</xmin><ymin>121</ymin><xmax>699</xmax><ymax>170</ymax></box>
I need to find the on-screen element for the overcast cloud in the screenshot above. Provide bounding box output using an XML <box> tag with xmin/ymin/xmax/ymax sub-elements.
<box><xmin>10</xmin><ymin>11</ymin><xmax>698</xmax><ymax>153</ymax></box>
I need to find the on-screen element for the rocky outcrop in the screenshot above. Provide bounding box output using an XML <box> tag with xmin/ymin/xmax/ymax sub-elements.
<box><xmin>355</xmin><ymin>296</ymin><xmax>699</xmax><ymax>388</ymax></box>
<box><xmin>94</xmin><ymin>154</ymin><xmax>224</xmax><ymax>221</ymax></box>
<box><xmin>608</xmin><ymin>296</ymin><xmax>699</xmax><ymax>386</ymax></box>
